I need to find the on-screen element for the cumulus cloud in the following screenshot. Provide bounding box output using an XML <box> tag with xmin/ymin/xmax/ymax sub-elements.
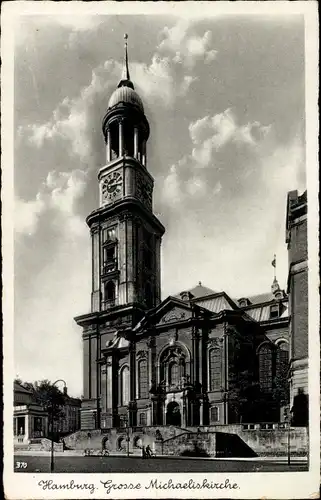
<box><xmin>189</xmin><ymin>109</ymin><xmax>272</xmax><ymax>167</ymax></box>
<box><xmin>15</xmin><ymin>169</ymin><xmax>87</xmax><ymax>237</ymax></box>
<box><xmin>161</xmin><ymin>131</ymin><xmax>305</xmax><ymax>299</ymax></box>
<box><xmin>158</xmin><ymin>20</ymin><xmax>218</xmax><ymax>68</ymax></box>
<box><xmin>15</xmin><ymin>194</ymin><xmax>45</xmax><ymax>236</ymax></box>
<box><xmin>162</xmin><ymin>108</ymin><xmax>272</xmax><ymax>209</ymax></box>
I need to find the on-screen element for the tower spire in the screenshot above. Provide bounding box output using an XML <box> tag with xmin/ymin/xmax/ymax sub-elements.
<box><xmin>118</xmin><ymin>33</ymin><xmax>134</xmax><ymax>89</ymax></box>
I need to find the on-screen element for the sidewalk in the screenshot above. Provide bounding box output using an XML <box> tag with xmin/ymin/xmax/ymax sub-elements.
<box><xmin>14</xmin><ymin>449</ymin><xmax>308</xmax><ymax>462</ymax></box>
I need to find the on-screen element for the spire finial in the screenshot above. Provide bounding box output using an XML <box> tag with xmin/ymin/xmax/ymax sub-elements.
<box><xmin>118</xmin><ymin>33</ymin><xmax>133</xmax><ymax>89</ymax></box>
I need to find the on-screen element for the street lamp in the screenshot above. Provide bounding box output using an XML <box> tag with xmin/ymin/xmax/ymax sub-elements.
<box><xmin>50</xmin><ymin>379</ymin><xmax>67</xmax><ymax>473</ymax></box>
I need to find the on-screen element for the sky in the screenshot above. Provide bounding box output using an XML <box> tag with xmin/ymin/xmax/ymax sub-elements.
<box><xmin>13</xmin><ymin>11</ymin><xmax>307</xmax><ymax>396</ymax></box>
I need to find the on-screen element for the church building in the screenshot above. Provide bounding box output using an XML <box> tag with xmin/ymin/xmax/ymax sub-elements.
<box><xmin>75</xmin><ymin>37</ymin><xmax>308</xmax><ymax>432</ymax></box>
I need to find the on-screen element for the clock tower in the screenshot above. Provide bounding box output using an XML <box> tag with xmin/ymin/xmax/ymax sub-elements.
<box><xmin>88</xmin><ymin>34</ymin><xmax>165</xmax><ymax>314</ymax></box>
<box><xmin>75</xmin><ymin>36</ymin><xmax>165</xmax><ymax>429</ymax></box>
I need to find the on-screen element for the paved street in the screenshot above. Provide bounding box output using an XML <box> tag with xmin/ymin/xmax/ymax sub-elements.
<box><xmin>14</xmin><ymin>455</ymin><xmax>308</xmax><ymax>473</ymax></box>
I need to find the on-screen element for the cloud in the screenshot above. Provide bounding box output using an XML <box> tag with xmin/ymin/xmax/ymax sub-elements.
<box><xmin>15</xmin><ymin>194</ymin><xmax>45</xmax><ymax>236</ymax></box>
<box><xmin>161</xmin><ymin>131</ymin><xmax>305</xmax><ymax>299</ymax></box>
<box><xmin>15</xmin><ymin>169</ymin><xmax>87</xmax><ymax>237</ymax></box>
<box><xmin>189</xmin><ymin>109</ymin><xmax>272</xmax><ymax>167</ymax></box>
<box><xmin>162</xmin><ymin>108</ymin><xmax>272</xmax><ymax>209</ymax></box>
<box><xmin>158</xmin><ymin>20</ymin><xmax>218</xmax><ymax>68</ymax></box>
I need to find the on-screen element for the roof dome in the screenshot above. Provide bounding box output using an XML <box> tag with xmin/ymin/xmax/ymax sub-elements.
<box><xmin>108</xmin><ymin>86</ymin><xmax>144</xmax><ymax>112</ymax></box>
<box><xmin>107</xmin><ymin>34</ymin><xmax>144</xmax><ymax>113</ymax></box>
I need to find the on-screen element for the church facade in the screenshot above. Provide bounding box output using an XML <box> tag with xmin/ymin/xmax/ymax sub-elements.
<box><xmin>75</xmin><ymin>39</ymin><xmax>308</xmax><ymax>431</ymax></box>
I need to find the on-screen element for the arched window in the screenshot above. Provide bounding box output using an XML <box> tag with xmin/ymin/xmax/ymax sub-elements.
<box><xmin>276</xmin><ymin>341</ymin><xmax>289</xmax><ymax>378</ymax></box>
<box><xmin>209</xmin><ymin>349</ymin><xmax>221</xmax><ymax>391</ymax></box>
<box><xmin>138</xmin><ymin>359</ymin><xmax>148</xmax><ymax>399</ymax></box>
<box><xmin>120</xmin><ymin>366</ymin><xmax>129</xmax><ymax>406</ymax></box>
<box><xmin>169</xmin><ymin>361</ymin><xmax>179</xmax><ymax>387</ymax></box>
<box><xmin>139</xmin><ymin>412</ymin><xmax>147</xmax><ymax>426</ymax></box>
<box><xmin>105</xmin><ymin>281</ymin><xmax>115</xmax><ymax>303</ymax></box>
<box><xmin>258</xmin><ymin>344</ymin><xmax>273</xmax><ymax>392</ymax></box>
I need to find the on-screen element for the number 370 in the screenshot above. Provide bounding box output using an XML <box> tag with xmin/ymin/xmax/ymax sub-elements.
<box><xmin>16</xmin><ymin>461</ymin><xmax>27</xmax><ymax>469</ymax></box>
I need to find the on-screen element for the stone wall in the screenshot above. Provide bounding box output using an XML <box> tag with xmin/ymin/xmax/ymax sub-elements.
<box><xmin>63</xmin><ymin>425</ymin><xmax>308</xmax><ymax>457</ymax></box>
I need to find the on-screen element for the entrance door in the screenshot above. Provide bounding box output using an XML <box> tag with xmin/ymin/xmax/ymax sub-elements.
<box><xmin>166</xmin><ymin>401</ymin><xmax>181</xmax><ymax>426</ymax></box>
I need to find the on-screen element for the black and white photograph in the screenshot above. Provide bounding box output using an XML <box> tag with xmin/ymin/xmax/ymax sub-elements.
<box><xmin>2</xmin><ymin>1</ymin><xmax>319</xmax><ymax>498</ymax></box>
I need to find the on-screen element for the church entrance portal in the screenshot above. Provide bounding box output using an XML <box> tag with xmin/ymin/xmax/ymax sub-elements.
<box><xmin>166</xmin><ymin>401</ymin><xmax>181</xmax><ymax>426</ymax></box>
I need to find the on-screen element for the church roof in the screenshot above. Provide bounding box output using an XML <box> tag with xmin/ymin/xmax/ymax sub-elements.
<box><xmin>108</xmin><ymin>86</ymin><xmax>144</xmax><ymax>112</ymax></box>
<box><xmin>245</xmin><ymin>292</ymin><xmax>274</xmax><ymax>305</ymax></box>
<box><xmin>174</xmin><ymin>283</ymin><xmax>217</xmax><ymax>300</ymax></box>
<box><xmin>195</xmin><ymin>294</ymin><xmax>234</xmax><ymax>313</ymax></box>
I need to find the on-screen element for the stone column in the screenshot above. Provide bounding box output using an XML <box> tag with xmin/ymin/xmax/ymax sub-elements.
<box><xmin>134</xmin><ymin>127</ymin><xmax>139</xmax><ymax>158</ymax></box>
<box><xmin>118</xmin><ymin>119</ymin><xmax>124</xmax><ymax>157</ymax></box>
<box><xmin>106</xmin><ymin>128</ymin><xmax>111</xmax><ymax>162</ymax></box>
<box><xmin>141</xmin><ymin>140</ymin><xmax>146</xmax><ymax>166</ymax></box>
<box><xmin>101</xmin><ymin>363</ymin><xmax>107</xmax><ymax>416</ymax></box>
<box><xmin>91</xmin><ymin>226</ymin><xmax>100</xmax><ymax>312</ymax></box>
<box><xmin>106</xmin><ymin>357</ymin><xmax>113</xmax><ymax>428</ymax></box>
<box><xmin>129</xmin><ymin>343</ymin><xmax>136</xmax><ymax>404</ymax></box>
<box><xmin>25</xmin><ymin>414</ymin><xmax>29</xmax><ymax>442</ymax></box>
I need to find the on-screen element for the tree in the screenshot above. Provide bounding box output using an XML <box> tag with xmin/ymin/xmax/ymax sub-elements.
<box><xmin>228</xmin><ymin>369</ymin><xmax>274</xmax><ymax>423</ymax></box>
<box><xmin>16</xmin><ymin>379</ymin><xmax>66</xmax><ymax>421</ymax></box>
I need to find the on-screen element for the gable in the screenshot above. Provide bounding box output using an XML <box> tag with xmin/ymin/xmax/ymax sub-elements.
<box><xmin>156</xmin><ymin>306</ymin><xmax>192</xmax><ymax>326</ymax></box>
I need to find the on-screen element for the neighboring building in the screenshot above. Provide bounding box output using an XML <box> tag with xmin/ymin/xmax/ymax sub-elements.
<box><xmin>53</xmin><ymin>387</ymin><xmax>81</xmax><ymax>435</ymax></box>
<box><xmin>75</xmin><ymin>39</ymin><xmax>307</xmax><ymax>431</ymax></box>
<box><xmin>14</xmin><ymin>382</ymin><xmax>48</xmax><ymax>444</ymax></box>
<box><xmin>286</xmin><ymin>190</ymin><xmax>309</xmax><ymax>426</ymax></box>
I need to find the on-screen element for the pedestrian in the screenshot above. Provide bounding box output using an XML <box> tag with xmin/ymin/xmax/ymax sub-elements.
<box><xmin>142</xmin><ymin>445</ymin><xmax>146</xmax><ymax>459</ymax></box>
<box><xmin>145</xmin><ymin>445</ymin><xmax>152</xmax><ymax>458</ymax></box>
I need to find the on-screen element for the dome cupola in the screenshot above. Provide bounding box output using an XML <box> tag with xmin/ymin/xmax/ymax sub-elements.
<box><xmin>107</xmin><ymin>34</ymin><xmax>144</xmax><ymax>112</ymax></box>
<box><xmin>102</xmin><ymin>34</ymin><xmax>149</xmax><ymax>165</ymax></box>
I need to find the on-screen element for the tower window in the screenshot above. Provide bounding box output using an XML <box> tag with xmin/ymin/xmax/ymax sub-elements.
<box><xmin>145</xmin><ymin>282</ymin><xmax>153</xmax><ymax>309</ymax></box>
<box><xmin>103</xmin><ymin>246</ymin><xmax>116</xmax><ymax>265</ymax></box>
<box><xmin>103</xmin><ymin>227</ymin><xmax>117</xmax><ymax>242</ymax></box>
<box><xmin>210</xmin><ymin>406</ymin><xmax>219</xmax><ymax>423</ymax></box>
<box><xmin>104</xmin><ymin>281</ymin><xmax>116</xmax><ymax>305</ymax></box>
<box><xmin>139</xmin><ymin>413</ymin><xmax>147</xmax><ymax>426</ymax></box>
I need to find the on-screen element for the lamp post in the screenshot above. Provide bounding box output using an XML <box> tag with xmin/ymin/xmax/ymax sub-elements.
<box><xmin>287</xmin><ymin>405</ymin><xmax>291</xmax><ymax>466</ymax></box>
<box><xmin>50</xmin><ymin>379</ymin><xmax>67</xmax><ymax>473</ymax></box>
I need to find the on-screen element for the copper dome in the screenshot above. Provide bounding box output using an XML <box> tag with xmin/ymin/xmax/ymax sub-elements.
<box><xmin>108</xmin><ymin>86</ymin><xmax>144</xmax><ymax>112</ymax></box>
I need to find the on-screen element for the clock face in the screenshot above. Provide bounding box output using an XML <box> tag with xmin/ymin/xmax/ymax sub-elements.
<box><xmin>102</xmin><ymin>171</ymin><xmax>123</xmax><ymax>202</ymax></box>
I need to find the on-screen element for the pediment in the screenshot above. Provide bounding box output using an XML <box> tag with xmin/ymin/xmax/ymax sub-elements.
<box><xmin>156</xmin><ymin>304</ymin><xmax>192</xmax><ymax>326</ymax></box>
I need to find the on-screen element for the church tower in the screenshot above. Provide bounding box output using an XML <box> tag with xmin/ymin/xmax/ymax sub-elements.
<box><xmin>75</xmin><ymin>36</ymin><xmax>165</xmax><ymax>430</ymax></box>
<box><xmin>89</xmin><ymin>34</ymin><xmax>164</xmax><ymax>314</ymax></box>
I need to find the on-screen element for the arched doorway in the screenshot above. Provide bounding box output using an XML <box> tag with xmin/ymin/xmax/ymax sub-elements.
<box><xmin>166</xmin><ymin>401</ymin><xmax>181</xmax><ymax>426</ymax></box>
<box><xmin>102</xmin><ymin>436</ymin><xmax>109</xmax><ymax>450</ymax></box>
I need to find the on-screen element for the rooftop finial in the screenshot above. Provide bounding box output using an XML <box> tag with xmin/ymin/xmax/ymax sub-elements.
<box><xmin>118</xmin><ymin>33</ymin><xmax>134</xmax><ymax>89</ymax></box>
